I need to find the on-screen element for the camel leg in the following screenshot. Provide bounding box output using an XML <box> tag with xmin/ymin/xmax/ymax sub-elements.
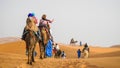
<box><xmin>40</xmin><ymin>33</ymin><xmax>45</xmax><ymax>59</ymax></box>
<box><xmin>39</xmin><ymin>41</ymin><xmax>44</xmax><ymax>59</ymax></box>
<box><xmin>32</xmin><ymin>47</ymin><xmax>35</xmax><ymax>62</ymax></box>
<box><xmin>32</xmin><ymin>42</ymin><xmax>36</xmax><ymax>62</ymax></box>
<box><xmin>39</xmin><ymin>42</ymin><xmax>43</xmax><ymax>59</ymax></box>
<box><xmin>40</xmin><ymin>44</ymin><xmax>45</xmax><ymax>59</ymax></box>
<box><xmin>25</xmin><ymin>42</ymin><xmax>30</xmax><ymax>64</ymax></box>
<box><xmin>30</xmin><ymin>45</ymin><xmax>33</xmax><ymax>65</ymax></box>
<box><xmin>44</xmin><ymin>45</ymin><xmax>46</xmax><ymax>58</ymax></box>
<box><xmin>39</xmin><ymin>44</ymin><xmax>41</xmax><ymax>59</ymax></box>
<box><xmin>27</xmin><ymin>47</ymin><xmax>30</xmax><ymax>64</ymax></box>
<box><xmin>28</xmin><ymin>45</ymin><xmax>32</xmax><ymax>65</ymax></box>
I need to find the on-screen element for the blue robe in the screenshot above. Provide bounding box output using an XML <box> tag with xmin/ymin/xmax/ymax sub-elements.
<box><xmin>45</xmin><ymin>40</ymin><xmax>53</xmax><ymax>57</ymax></box>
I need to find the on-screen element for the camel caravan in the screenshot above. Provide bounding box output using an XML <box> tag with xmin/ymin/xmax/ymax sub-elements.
<box><xmin>21</xmin><ymin>13</ymin><xmax>89</xmax><ymax>65</ymax></box>
<box><xmin>22</xmin><ymin>13</ymin><xmax>63</xmax><ymax>65</ymax></box>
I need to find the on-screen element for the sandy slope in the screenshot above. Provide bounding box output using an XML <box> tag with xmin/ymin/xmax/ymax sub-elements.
<box><xmin>0</xmin><ymin>37</ymin><xmax>120</xmax><ymax>68</ymax></box>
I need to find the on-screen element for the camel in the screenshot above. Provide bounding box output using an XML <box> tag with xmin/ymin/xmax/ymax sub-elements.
<box><xmin>70</xmin><ymin>38</ymin><xmax>78</xmax><ymax>45</ymax></box>
<box><xmin>38</xmin><ymin>27</ymin><xmax>50</xmax><ymax>59</ymax></box>
<box><xmin>24</xmin><ymin>30</ymin><xmax>38</xmax><ymax>65</ymax></box>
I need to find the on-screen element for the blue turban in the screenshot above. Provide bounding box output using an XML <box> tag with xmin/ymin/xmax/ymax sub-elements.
<box><xmin>28</xmin><ymin>13</ymin><xmax>32</xmax><ymax>17</ymax></box>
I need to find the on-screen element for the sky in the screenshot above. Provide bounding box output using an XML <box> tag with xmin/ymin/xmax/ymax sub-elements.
<box><xmin>0</xmin><ymin>0</ymin><xmax>120</xmax><ymax>47</ymax></box>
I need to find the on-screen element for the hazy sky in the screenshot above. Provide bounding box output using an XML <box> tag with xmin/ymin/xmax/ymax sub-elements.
<box><xmin>0</xmin><ymin>0</ymin><xmax>120</xmax><ymax>47</ymax></box>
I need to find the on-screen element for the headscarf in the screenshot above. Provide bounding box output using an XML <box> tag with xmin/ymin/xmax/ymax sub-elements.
<box><xmin>28</xmin><ymin>13</ymin><xmax>35</xmax><ymax>17</ymax></box>
<box><xmin>28</xmin><ymin>13</ymin><xmax>32</xmax><ymax>17</ymax></box>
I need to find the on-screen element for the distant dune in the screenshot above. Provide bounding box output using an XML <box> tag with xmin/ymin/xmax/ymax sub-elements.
<box><xmin>0</xmin><ymin>37</ymin><xmax>21</xmax><ymax>44</ymax></box>
<box><xmin>0</xmin><ymin>37</ymin><xmax>120</xmax><ymax>68</ymax></box>
<box><xmin>110</xmin><ymin>45</ymin><xmax>120</xmax><ymax>48</ymax></box>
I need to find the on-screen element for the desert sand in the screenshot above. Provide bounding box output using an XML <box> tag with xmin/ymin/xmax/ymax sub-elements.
<box><xmin>0</xmin><ymin>37</ymin><xmax>120</xmax><ymax>68</ymax></box>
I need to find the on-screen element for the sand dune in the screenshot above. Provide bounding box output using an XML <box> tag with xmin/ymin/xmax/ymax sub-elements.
<box><xmin>0</xmin><ymin>37</ymin><xmax>20</xmax><ymax>44</ymax></box>
<box><xmin>110</xmin><ymin>45</ymin><xmax>120</xmax><ymax>48</ymax></box>
<box><xmin>0</xmin><ymin>37</ymin><xmax>120</xmax><ymax>68</ymax></box>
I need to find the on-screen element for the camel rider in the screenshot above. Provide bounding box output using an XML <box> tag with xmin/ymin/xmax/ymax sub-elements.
<box><xmin>22</xmin><ymin>13</ymin><xmax>41</xmax><ymax>41</ymax></box>
<box><xmin>82</xmin><ymin>43</ymin><xmax>89</xmax><ymax>53</ymax></box>
<box><xmin>39</xmin><ymin>14</ymin><xmax>54</xmax><ymax>40</ymax></box>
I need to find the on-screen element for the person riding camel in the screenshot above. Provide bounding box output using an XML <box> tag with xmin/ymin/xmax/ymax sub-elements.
<box><xmin>82</xmin><ymin>43</ymin><xmax>90</xmax><ymax>58</ymax></box>
<box><xmin>22</xmin><ymin>13</ymin><xmax>41</xmax><ymax>41</ymax></box>
<box><xmin>22</xmin><ymin>13</ymin><xmax>41</xmax><ymax>55</ymax></box>
<box><xmin>82</xmin><ymin>43</ymin><xmax>89</xmax><ymax>53</ymax></box>
<box><xmin>39</xmin><ymin>14</ymin><xmax>54</xmax><ymax>40</ymax></box>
